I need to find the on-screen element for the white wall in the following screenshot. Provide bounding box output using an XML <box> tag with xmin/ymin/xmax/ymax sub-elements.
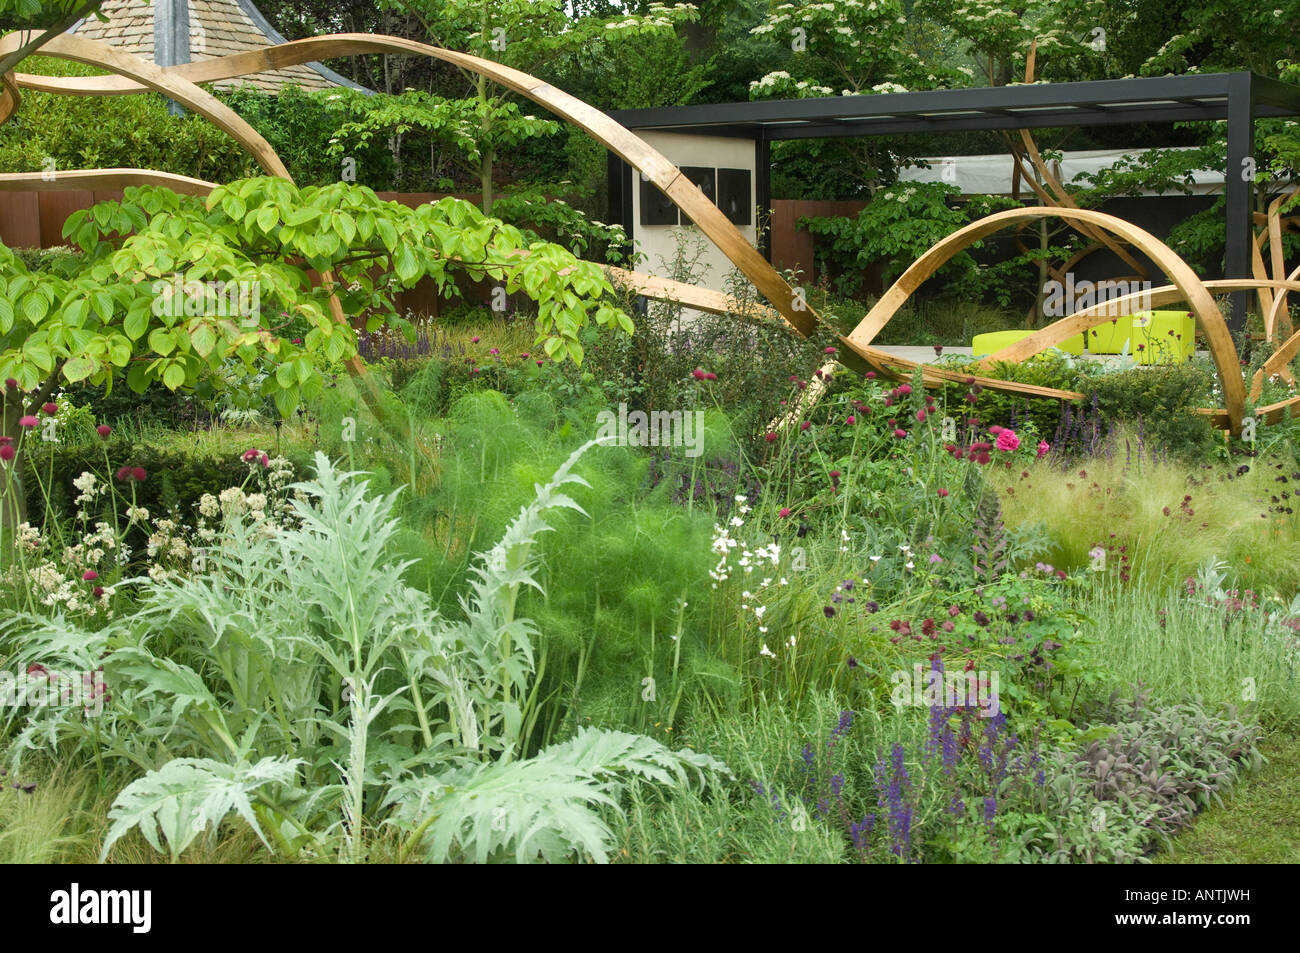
<box><xmin>631</xmin><ymin>131</ymin><xmax>758</xmax><ymax>294</ymax></box>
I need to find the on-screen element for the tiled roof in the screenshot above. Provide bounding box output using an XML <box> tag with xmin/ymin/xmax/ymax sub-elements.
<box><xmin>70</xmin><ymin>0</ymin><xmax>358</xmax><ymax>93</ymax></box>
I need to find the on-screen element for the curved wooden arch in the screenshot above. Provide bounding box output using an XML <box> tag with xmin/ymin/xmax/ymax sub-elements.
<box><xmin>0</xmin><ymin>167</ymin><xmax>217</xmax><ymax>196</ymax></box>
<box><xmin>0</xmin><ymin>70</ymin><xmax>19</xmax><ymax>125</ymax></box>
<box><xmin>0</xmin><ymin>32</ymin><xmax>814</xmax><ymax>338</ymax></box>
<box><xmin>845</xmin><ymin>205</ymin><xmax>1248</xmax><ymax>433</ymax></box>
<box><xmin>1264</xmin><ymin>186</ymin><xmax>1300</xmax><ymax>338</ymax></box>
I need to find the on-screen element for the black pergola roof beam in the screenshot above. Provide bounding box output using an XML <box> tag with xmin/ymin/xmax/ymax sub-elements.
<box><xmin>608</xmin><ymin>73</ymin><xmax>1267</xmax><ymax>133</ymax></box>
<box><xmin>768</xmin><ymin>106</ymin><xmax>1229</xmax><ymax>139</ymax></box>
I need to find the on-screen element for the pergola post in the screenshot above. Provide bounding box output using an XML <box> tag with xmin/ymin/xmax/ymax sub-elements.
<box><xmin>155</xmin><ymin>0</ymin><xmax>191</xmax><ymax>117</ymax></box>
<box><xmin>1225</xmin><ymin>72</ymin><xmax>1255</xmax><ymax>332</ymax></box>
<box><xmin>756</xmin><ymin>128</ymin><xmax>771</xmax><ymax>261</ymax></box>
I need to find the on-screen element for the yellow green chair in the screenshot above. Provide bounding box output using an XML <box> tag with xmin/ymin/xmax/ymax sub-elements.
<box><xmin>1084</xmin><ymin>315</ymin><xmax>1133</xmax><ymax>354</ymax></box>
<box><xmin>1130</xmin><ymin>310</ymin><xmax>1196</xmax><ymax>364</ymax></box>
<box><xmin>971</xmin><ymin>328</ymin><xmax>1084</xmax><ymax>358</ymax></box>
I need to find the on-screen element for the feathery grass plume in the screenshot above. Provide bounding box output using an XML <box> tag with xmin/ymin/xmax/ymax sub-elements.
<box><xmin>991</xmin><ymin>440</ymin><xmax>1300</xmax><ymax>590</ymax></box>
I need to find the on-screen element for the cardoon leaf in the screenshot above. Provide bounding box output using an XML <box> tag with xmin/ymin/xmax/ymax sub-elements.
<box><xmin>101</xmin><ymin>756</ymin><xmax>302</xmax><ymax>862</ymax></box>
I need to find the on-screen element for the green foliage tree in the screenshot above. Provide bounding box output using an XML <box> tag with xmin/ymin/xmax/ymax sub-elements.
<box><xmin>0</xmin><ymin>178</ymin><xmax>633</xmax><ymax>530</ymax></box>
<box><xmin>340</xmin><ymin>0</ymin><xmax>699</xmax><ymax>215</ymax></box>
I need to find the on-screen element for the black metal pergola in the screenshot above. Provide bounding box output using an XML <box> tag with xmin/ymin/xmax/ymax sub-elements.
<box><xmin>607</xmin><ymin>72</ymin><xmax>1300</xmax><ymax>327</ymax></box>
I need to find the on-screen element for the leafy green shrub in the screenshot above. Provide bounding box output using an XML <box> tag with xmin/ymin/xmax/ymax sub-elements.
<box><xmin>562</xmin><ymin>231</ymin><xmax>834</xmax><ymax>449</ymax></box>
<box><xmin>939</xmin><ymin>351</ymin><xmax>1103</xmax><ymax>439</ymax></box>
<box><xmin>219</xmin><ymin>85</ymin><xmax>396</xmax><ymax>188</ymax></box>
<box><xmin>799</xmin><ymin>183</ymin><xmax>975</xmax><ymax>297</ymax></box>
<box><xmin>10</xmin><ymin>247</ymin><xmax>84</xmax><ymax>275</ymax></box>
<box><xmin>1009</xmin><ymin>691</ymin><xmax>1262</xmax><ymax>863</ymax></box>
<box><xmin>0</xmin><ymin>57</ymin><xmax>250</xmax><ymax>183</ymax></box>
<box><xmin>1087</xmin><ymin>362</ymin><xmax>1218</xmax><ymax>460</ymax></box>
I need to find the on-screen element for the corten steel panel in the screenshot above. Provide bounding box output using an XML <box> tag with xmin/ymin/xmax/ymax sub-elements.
<box><xmin>0</xmin><ymin>191</ymin><xmax>41</xmax><ymax>248</ymax></box>
<box><xmin>38</xmin><ymin>190</ymin><xmax>95</xmax><ymax>248</ymax></box>
<box><xmin>769</xmin><ymin>199</ymin><xmax>865</xmax><ymax>283</ymax></box>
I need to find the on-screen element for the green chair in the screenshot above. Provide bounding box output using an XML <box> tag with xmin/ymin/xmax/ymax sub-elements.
<box><xmin>1084</xmin><ymin>315</ymin><xmax>1133</xmax><ymax>354</ymax></box>
<box><xmin>971</xmin><ymin>328</ymin><xmax>1084</xmax><ymax>358</ymax></box>
<box><xmin>1131</xmin><ymin>310</ymin><xmax>1196</xmax><ymax>364</ymax></box>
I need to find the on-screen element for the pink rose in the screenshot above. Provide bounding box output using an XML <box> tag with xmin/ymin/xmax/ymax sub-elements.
<box><xmin>995</xmin><ymin>430</ymin><xmax>1020</xmax><ymax>452</ymax></box>
<box><xmin>1037</xmin><ymin>440</ymin><xmax>1050</xmax><ymax>458</ymax></box>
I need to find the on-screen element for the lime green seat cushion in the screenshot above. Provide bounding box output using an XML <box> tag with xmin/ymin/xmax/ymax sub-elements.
<box><xmin>971</xmin><ymin>328</ymin><xmax>1084</xmax><ymax>358</ymax></box>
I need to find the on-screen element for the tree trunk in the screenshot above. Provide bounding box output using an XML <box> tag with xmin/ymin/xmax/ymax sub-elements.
<box><xmin>1033</xmin><ymin>217</ymin><xmax>1049</xmax><ymax>327</ymax></box>
<box><xmin>480</xmin><ymin>147</ymin><xmax>494</xmax><ymax>217</ymax></box>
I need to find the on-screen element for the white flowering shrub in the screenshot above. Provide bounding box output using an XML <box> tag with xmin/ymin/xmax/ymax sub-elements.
<box><xmin>0</xmin><ymin>450</ymin><xmax>301</xmax><ymax>619</ymax></box>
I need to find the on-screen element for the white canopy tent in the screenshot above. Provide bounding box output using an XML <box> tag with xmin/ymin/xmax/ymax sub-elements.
<box><xmin>897</xmin><ymin>147</ymin><xmax>1225</xmax><ymax>197</ymax></box>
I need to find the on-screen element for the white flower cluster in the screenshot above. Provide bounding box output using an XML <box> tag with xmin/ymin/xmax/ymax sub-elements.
<box><xmin>7</xmin><ymin>521</ymin><xmax>116</xmax><ymax>617</ymax></box>
<box><xmin>709</xmin><ymin>496</ymin><xmax>792</xmax><ymax>658</ymax></box>
<box><xmin>751</xmin><ymin>70</ymin><xmax>793</xmax><ymax>90</ymax></box>
<box><xmin>5</xmin><ymin>455</ymin><xmax>300</xmax><ymax>615</ymax></box>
